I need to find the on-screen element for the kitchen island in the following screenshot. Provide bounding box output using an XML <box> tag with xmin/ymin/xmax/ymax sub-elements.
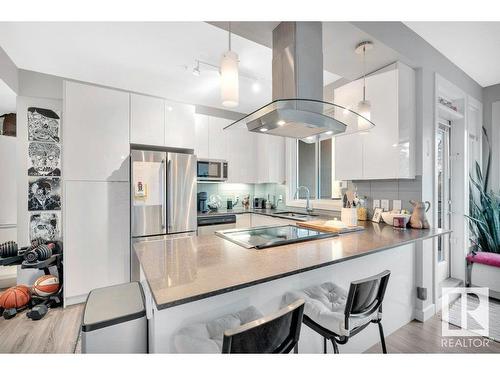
<box><xmin>134</xmin><ymin>213</ymin><xmax>450</xmax><ymax>353</ymax></box>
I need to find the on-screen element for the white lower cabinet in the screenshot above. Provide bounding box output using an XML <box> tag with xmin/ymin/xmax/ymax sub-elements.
<box><xmin>64</xmin><ymin>180</ymin><xmax>130</xmax><ymax>304</ymax></box>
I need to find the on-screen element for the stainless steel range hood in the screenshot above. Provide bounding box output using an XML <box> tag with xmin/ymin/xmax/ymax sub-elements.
<box><xmin>224</xmin><ymin>22</ymin><xmax>374</xmax><ymax>142</ymax></box>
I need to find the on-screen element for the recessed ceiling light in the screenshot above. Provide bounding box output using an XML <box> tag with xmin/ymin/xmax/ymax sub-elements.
<box><xmin>325</xmin><ymin>131</ymin><xmax>333</xmax><ymax>135</ymax></box>
<box><xmin>167</xmin><ymin>106</ymin><xmax>173</xmax><ymax>112</ymax></box>
<box><xmin>260</xmin><ymin>128</ymin><xmax>268</xmax><ymax>132</ymax></box>
<box><xmin>277</xmin><ymin>120</ymin><xmax>286</xmax><ymax>126</ymax></box>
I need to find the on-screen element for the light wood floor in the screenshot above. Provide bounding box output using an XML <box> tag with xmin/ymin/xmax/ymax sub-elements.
<box><xmin>1</xmin><ymin>303</ymin><xmax>499</xmax><ymax>353</ymax></box>
<box><xmin>366</xmin><ymin>314</ymin><xmax>500</xmax><ymax>353</ymax></box>
<box><xmin>0</xmin><ymin>304</ymin><xmax>84</xmax><ymax>353</ymax></box>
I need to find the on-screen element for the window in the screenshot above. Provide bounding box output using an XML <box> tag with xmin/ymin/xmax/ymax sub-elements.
<box><xmin>296</xmin><ymin>138</ymin><xmax>334</xmax><ymax>200</ymax></box>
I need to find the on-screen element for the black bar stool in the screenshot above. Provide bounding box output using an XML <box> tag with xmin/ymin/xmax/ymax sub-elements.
<box><xmin>283</xmin><ymin>270</ymin><xmax>391</xmax><ymax>354</ymax></box>
<box><xmin>175</xmin><ymin>299</ymin><xmax>305</xmax><ymax>353</ymax></box>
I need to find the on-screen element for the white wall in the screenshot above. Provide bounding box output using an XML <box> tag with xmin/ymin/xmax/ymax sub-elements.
<box><xmin>0</xmin><ymin>46</ymin><xmax>18</xmax><ymax>94</ymax></box>
<box><xmin>483</xmin><ymin>84</ymin><xmax>500</xmax><ymax>190</ymax></box>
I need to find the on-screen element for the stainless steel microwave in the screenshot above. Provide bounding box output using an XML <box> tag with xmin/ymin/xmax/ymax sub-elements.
<box><xmin>197</xmin><ymin>159</ymin><xmax>228</xmax><ymax>181</ymax></box>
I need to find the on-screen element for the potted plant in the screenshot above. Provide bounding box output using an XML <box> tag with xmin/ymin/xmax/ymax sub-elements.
<box><xmin>467</xmin><ymin>128</ymin><xmax>500</xmax><ymax>298</ymax></box>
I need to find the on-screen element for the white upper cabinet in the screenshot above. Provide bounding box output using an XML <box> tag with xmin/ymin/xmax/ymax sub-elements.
<box><xmin>332</xmin><ymin>79</ymin><xmax>364</xmax><ymax>181</ymax></box>
<box><xmin>165</xmin><ymin>101</ymin><xmax>196</xmax><ymax>149</ymax></box>
<box><xmin>256</xmin><ymin>135</ymin><xmax>286</xmax><ymax>184</ymax></box>
<box><xmin>226</xmin><ymin>125</ymin><xmax>257</xmax><ymax>183</ymax></box>
<box><xmin>193</xmin><ymin>114</ymin><xmax>285</xmax><ymax>184</ymax></box>
<box><xmin>334</xmin><ymin>62</ymin><xmax>416</xmax><ymax>180</ymax></box>
<box><xmin>194</xmin><ymin>114</ymin><xmax>209</xmax><ymax>159</ymax></box>
<box><xmin>207</xmin><ymin>116</ymin><xmax>230</xmax><ymax>160</ymax></box>
<box><xmin>64</xmin><ymin>81</ymin><xmax>130</xmax><ymax>181</ymax></box>
<box><xmin>130</xmin><ymin>93</ymin><xmax>165</xmax><ymax>146</ymax></box>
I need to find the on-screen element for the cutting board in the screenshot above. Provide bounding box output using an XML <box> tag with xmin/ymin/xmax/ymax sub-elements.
<box><xmin>296</xmin><ymin>220</ymin><xmax>364</xmax><ymax>234</ymax></box>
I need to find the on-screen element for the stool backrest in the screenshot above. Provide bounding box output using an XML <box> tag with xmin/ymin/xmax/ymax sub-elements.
<box><xmin>221</xmin><ymin>299</ymin><xmax>305</xmax><ymax>354</ymax></box>
<box><xmin>344</xmin><ymin>270</ymin><xmax>390</xmax><ymax>330</ymax></box>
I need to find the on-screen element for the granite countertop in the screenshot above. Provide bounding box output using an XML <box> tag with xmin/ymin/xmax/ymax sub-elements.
<box><xmin>135</xmin><ymin>219</ymin><xmax>451</xmax><ymax>310</ymax></box>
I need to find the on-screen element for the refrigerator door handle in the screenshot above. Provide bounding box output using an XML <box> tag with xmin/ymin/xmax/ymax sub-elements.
<box><xmin>166</xmin><ymin>158</ymin><xmax>173</xmax><ymax>232</ymax></box>
<box><xmin>161</xmin><ymin>158</ymin><xmax>166</xmax><ymax>230</ymax></box>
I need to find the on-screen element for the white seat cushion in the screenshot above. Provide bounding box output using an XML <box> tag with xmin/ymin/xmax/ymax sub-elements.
<box><xmin>174</xmin><ymin>306</ymin><xmax>263</xmax><ymax>353</ymax></box>
<box><xmin>283</xmin><ymin>282</ymin><xmax>379</xmax><ymax>337</ymax></box>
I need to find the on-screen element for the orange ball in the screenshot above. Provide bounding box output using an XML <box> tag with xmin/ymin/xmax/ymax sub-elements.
<box><xmin>0</xmin><ymin>285</ymin><xmax>31</xmax><ymax>309</ymax></box>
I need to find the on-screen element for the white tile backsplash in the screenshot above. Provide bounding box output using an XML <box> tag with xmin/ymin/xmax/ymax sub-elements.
<box><xmin>351</xmin><ymin>176</ymin><xmax>421</xmax><ymax>214</ymax></box>
<box><xmin>197</xmin><ymin>182</ymin><xmax>287</xmax><ymax>209</ymax></box>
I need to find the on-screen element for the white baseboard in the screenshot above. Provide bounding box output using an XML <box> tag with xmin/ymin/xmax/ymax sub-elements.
<box><xmin>64</xmin><ymin>294</ymin><xmax>87</xmax><ymax>307</ymax></box>
<box><xmin>414</xmin><ymin>303</ymin><xmax>435</xmax><ymax>322</ymax></box>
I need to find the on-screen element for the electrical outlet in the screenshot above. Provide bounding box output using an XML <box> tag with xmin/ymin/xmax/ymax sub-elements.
<box><xmin>381</xmin><ymin>199</ymin><xmax>390</xmax><ymax>211</ymax></box>
<box><xmin>373</xmin><ymin>199</ymin><xmax>380</xmax><ymax>209</ymax></box>
<box><xmin>393</xmin><ymin>200</ymin><xmax>402</xmax><ymax>211</ymax></box>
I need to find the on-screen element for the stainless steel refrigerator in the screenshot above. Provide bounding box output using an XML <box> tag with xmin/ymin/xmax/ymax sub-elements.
<box><xmin>131</xmin><ymin>149</ymin><xmax>197</xmax><ymax>238</ymax></box>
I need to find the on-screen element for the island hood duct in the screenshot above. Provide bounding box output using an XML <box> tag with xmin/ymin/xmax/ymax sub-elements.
<box><xmin>224</xmin><ymin>22</ymin><xmax>374</xmax><ymax>142</ymax></box>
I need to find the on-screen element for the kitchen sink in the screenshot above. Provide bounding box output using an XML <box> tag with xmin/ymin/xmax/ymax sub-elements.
<box><xmin>271</xmin><ymin>211</ymin><xmax>319</xmax><ymax>221</ymax></box>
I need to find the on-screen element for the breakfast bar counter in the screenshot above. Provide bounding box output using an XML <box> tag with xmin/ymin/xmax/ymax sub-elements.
<box><xmin>134</xmin><ymin>221</ymin><xmax>449</xmax><ymax>310</ymax></box>
<box><xmin>134</xmin><ymin>215</ymin><xmax>450</xmax><ymax>353</ymax></box>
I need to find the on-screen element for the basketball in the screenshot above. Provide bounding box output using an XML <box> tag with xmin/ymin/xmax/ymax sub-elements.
<box><xmin>0</xmin><ymin>285</ymin><xmax>31</xmax><ymax>309</ymax></box>
<box><xmin>32</xmin><ymin>275</ymin><xmax>59</xmax><ymax>297</ymax></box>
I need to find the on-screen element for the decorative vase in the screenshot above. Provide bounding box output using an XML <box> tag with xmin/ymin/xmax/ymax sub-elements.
<box><xmin>409</xmin><ymin>200</ymin><xmax>431</xmax><ymax>229</ymax></box>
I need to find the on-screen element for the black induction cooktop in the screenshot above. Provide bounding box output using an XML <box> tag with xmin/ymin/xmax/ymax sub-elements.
<box><xmin>215</xmin><ymin>225</ymin><xmax>337</xmax><ymax>249</ymax></box>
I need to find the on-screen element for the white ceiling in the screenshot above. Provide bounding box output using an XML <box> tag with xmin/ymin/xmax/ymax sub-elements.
<box><xmin>0</xmin><ymin>22</ymin><xmax>340</xmax><ymax>114</ymax></box>
<box><xmin>405</xmin><ymin>22</ymin><xmax>500</xmax><ymax>87</ymax></box>
<box><xmin>0</xmin><ymin>79</ymin><xmax>16</xmax><ymax>115</ymax></box>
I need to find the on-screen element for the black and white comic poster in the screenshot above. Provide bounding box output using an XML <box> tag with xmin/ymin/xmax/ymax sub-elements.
<box><xmin>27</xmin><ymin>142</ymin><xmax>61</xmax><ymax>176</ymax></box>
<box><xmin>28</xmin><ymin>177</ymin><xmax>61</xmax><ymax>211</ymax></box>
<box><xmin>28</xmin><ymin>107</ymin><xmax>61</xmax><ymax>143</ymax></box>
<box><xmin>29</xmin><ymin>212</ymin><xmax>61</xmax><ymax>242</ymax></box>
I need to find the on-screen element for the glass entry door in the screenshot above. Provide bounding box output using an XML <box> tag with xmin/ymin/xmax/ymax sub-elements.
<box><xmin>436</xmin><ymin>123</ymin><xmax>451</xmax><ymax>282</ymax></box>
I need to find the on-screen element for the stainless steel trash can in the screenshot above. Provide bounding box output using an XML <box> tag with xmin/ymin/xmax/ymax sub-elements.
<box><xmin>81</xmin><ymin>282</ymin><xmax>147</xmax><ymax>353</ymax></box>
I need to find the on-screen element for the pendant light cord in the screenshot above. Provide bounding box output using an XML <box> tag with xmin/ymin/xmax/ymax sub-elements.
<box><xmin>228</xmin><ymin>22</ymin><xmax>232</xmax><ymax>52</ymax></box>
<box><xmin>362</xmin><ymin>45</ymin><xmax>366</xmax><ymax>101</ymax></box>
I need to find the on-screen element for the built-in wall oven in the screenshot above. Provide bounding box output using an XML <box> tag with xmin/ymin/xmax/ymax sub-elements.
<box><xmin>197</xmin><ymin>159</ymin><xmax>228</xmax><ymax>182</ymax></box>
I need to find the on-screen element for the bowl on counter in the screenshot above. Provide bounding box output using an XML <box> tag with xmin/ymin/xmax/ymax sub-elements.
<box><xmin>381</xmin><ymin>212</ymin><xmax>411</xmax><ymax>227</ymax></box>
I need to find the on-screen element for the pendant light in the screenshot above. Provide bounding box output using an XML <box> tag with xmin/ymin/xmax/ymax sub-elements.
<box><xmin>355</xmin><ymin>41</ymin><xmax>373</xmax><ymax>130</ymax></box>
<box><xmin>220</xmin><ymin>22</ymin><xmax>239</xmax><ymax>108</ymax></box>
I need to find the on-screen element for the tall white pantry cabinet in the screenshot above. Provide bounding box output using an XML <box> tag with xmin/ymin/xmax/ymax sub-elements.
<box><xmin>63</xmin><ymin>81</ymin><xmax>130</xmax><ymax>305</ymax></box>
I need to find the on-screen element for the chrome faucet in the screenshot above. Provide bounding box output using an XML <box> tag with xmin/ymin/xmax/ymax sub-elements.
<box><xmin>294</xmin><ymin>186</ymin><xmax>313</xmax><ymax>213</ymax></box>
